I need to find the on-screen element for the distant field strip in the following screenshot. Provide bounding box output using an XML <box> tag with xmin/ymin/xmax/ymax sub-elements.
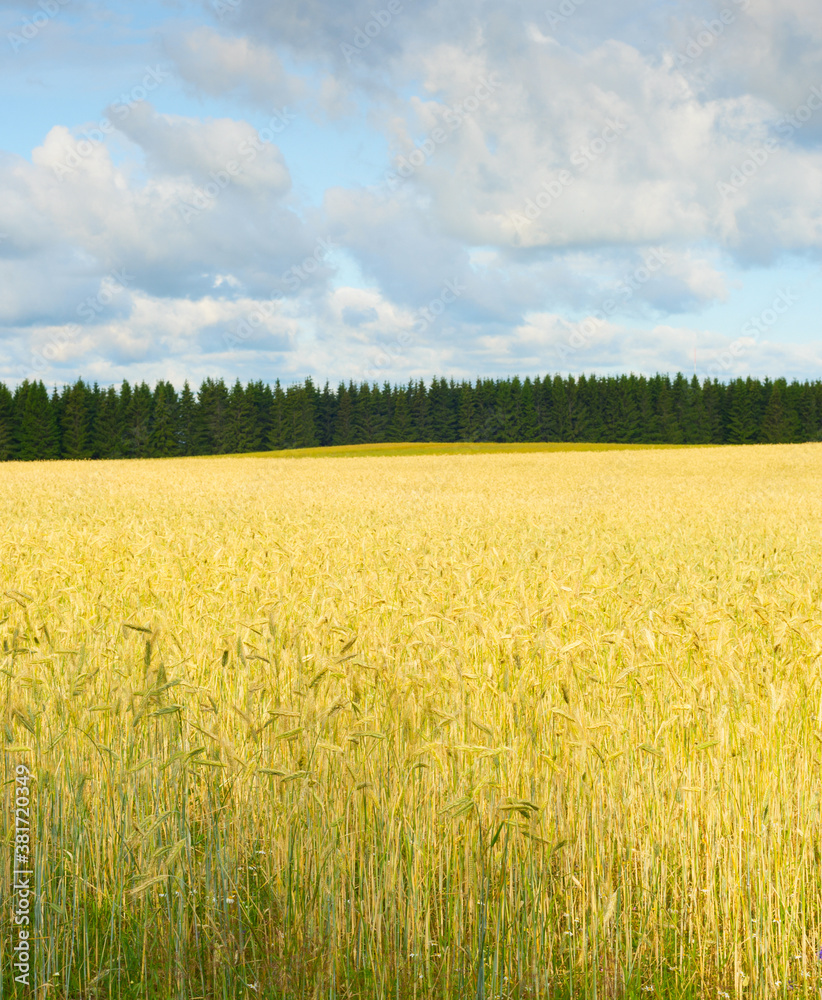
<box><xmin>242</xmin><ymin>440</ymin><xmax>703</xmax><ymax>459</ymax></box>
<box><xmin>1</xmin><ymin>445</ymin><xmax>822</xmax><ymax>998</ymax></box>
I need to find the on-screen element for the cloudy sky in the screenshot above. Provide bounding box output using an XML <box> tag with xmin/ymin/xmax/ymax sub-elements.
<box><xmin>3</xmin><ymin>0</ymin><xmax>822</xmax><ymax>388</ymax></box>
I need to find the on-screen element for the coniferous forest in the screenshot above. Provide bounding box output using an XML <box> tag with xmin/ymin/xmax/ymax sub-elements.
<box><xmin>1</xmin><ymin>373</ymin><xmax>821</xmax><ymax>460</ymax></box>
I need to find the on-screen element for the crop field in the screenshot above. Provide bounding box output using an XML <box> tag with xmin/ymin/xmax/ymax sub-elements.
<box><xmin>2</xmin><ymin>444</ymin><xmax>822</xmax><ymax>1000</ymax></box>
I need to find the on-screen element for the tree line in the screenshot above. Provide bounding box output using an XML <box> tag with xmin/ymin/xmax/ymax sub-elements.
<box><xmin>1</xmin><ymin>373</ymin><xmax>820</xmax><ymax>460</ymax></box>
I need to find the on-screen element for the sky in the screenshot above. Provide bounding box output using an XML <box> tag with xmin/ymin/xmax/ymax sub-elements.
<box><xmin>2</xmin><ymin>0</ymin><xmax>822</xmax><ymax>389</ymax></box>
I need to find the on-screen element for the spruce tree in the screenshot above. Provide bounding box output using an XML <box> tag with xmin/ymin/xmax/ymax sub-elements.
<box><xmin>795</xmin><ymin>382</ymin><xmax>818</xmax><ymax>442</ymax></box>
<box><xmin>225</xmin><ymin>380</ymin><xmax>251</xmax><ymax>453</ymax></box>
<box><xmin>57</xmin><ymin>379</ymin><xmax>91</xmax><ymax>459</ymax></box>
<box><xmin>681</xmin><ymin>374</ymin><xmax>704</xmax><ymax>444</ymax></box>
<box><xmin>280</xmin><ymin>383</ymin><xmax>315</xmax><ymax>449</ymax></box>
<box><xmin>150</xmin><ymin>382</ymin><xmax>179</xmax><ymax>457</ymax></box>
<box><xmin>198</xmin><ymin>378</ymin><xmax>231</xmax><ymax>454</ymax></box>
<box><xmin>268</xmin><ymin>380</ymin><xmax>286</xmax><ymax>450</ymax></box>
<box><xmin>457</xmin><ymin>381</ymin><xmax>480</xmax><ymax>441</ymax></box>
<box><xmin>655</xmin><ymin>376</ymin><xmax>682</xmax><ymax>443</ymax></box>
<box><xmin>760</xmin><ymin>380</ymin><xmax>792</xmax><ymax>443</ymax></box>
<box><xmin>376</xmin><ymin>382</ymin><xmax>393</xmax><ymax>443</ymax></box>
<box><xmin>726</xmin><ymin>379</ymin><xmax>757</xmax><ymax>444</ymax></box>
<box><xmin>408</xmin><ymin>380</ymin><xmax>429</xmax><ymax>441</ymax></box>
<box><xmin>490</xmin><ymin>380</ymin><xmax>515</xmax><ymax>442</ymax></box>
<box><xmin>425</xmin><ymin>377</ymin><xmax>455</xmax><ymax>442</ymax></box>
<box><xmin>566</xmin><ymin>376</ymin><xmax>591</xmax><ymax>442</ymax></box>
<box><xmin>16</xmin><ymin>381</ymin><xmax>59</xmax><ymax>460</ymax></box>
<box><xmin>352</xmin><ymin>382</ymin><xmax>374</xmax><ymax>444</ymax></box>
<box><xmin>0</xmin><ymin>382</ymin><xmax>15</xmax><ymax>460</ymax></box>
<box><xmin>546</xmin><ymin>376</ymin><xmax>570</xmax><ymax>441</ymax></box>
<box><xmin>519</xmin><ymin>378</ymin><xmax>539</xmax><ymax>442</ymax></box>
<box><xmin>125</xmin><ymin>382</ymin><xmax>153</xmax><ymax>457</ymax></box>
<box><xmin>177</xmin><ymin>381</ymin><xmax>199</xmax><ymax>455</ymax></box>
<box><xmin>247</xmin><ymin>380</ymin><xmax>272</xmax><ymax>451</ymax></box>
<box><xmin>93</xmin><ymin>386</ymin><xmax>123</xmax><ymax>459</ymax></box>
<box><xmin>333</xmin><ymin>383</ymin><xmax>353</xmax><ymax>445</ymax></box>
<box><xmin>575</xmin><ymin>375</ymin><xmax>602</xmax><ymax>442</ymax></box>
<box><xmin>316</xmin><ymin>382</ymin><xmax>336</xmax><ymax>447</ymax></box>
<box><xmin>389</xmin><ymin>385</ymin><xmax>412</xmax><ymax>442</ymax></box>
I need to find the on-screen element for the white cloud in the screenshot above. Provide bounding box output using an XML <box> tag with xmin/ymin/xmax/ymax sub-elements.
<box><xmin>163</xmin><ymin>26</ymin><xmax>304</xmax><ymax>109</ymax></box>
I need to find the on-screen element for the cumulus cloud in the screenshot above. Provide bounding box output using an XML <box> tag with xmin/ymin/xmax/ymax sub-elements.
<box><xmin>1</xmin><ymin>107</ymin><xmax>329</xmax><ymax>312</ymax></box>
<box><xmin>163</xmin><ymin>26</ymin><xmax>304</xmax><ymax>110</ymax></box>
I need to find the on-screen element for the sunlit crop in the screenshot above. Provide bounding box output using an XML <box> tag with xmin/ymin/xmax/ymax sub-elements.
<box><xmin>2</xmin><ymin>444</ymin><xmax>822</xmax><ymax>999</ymax></box>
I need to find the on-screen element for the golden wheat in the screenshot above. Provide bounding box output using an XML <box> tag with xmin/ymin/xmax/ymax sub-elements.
<box><xmin>1</xmin><ymin>444</ymin><xmax>822</xmax><ymax>999</ymax></box>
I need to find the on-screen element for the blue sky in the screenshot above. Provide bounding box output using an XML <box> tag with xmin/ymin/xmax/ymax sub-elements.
<box><xmin>2</xmin><ymin>0</ymin><xmax>822</xmax><ymax>388</ymax></box>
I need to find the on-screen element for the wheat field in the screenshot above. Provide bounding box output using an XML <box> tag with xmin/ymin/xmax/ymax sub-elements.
<box><xmin>2</xmin><ymin>445</ymin><xmax>822</xmax><ymax>1000</ymax></box>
